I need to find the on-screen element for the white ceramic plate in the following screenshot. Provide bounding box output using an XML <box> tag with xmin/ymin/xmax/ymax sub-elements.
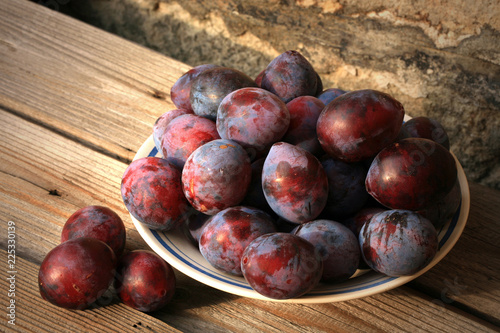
<box><xmin>129</xmin><ymin>119</ymin><xmax>470</xmax><ymax>303</ymax></box>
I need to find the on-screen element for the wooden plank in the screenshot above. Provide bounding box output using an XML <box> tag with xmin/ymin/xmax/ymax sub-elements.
<box><xmin>0</xmin><ymin>0</ymin><xmax>191</xmax><ymax>163</ymax></box>
<box><xmin>0</xmin><ymin>249</ymin><xmax>182</xmax><ymax>333</ymax></box>
<box><xmin>1</xmin><ymin>108</ymin><xmax>498</xmax><ymax>332</ymax></box>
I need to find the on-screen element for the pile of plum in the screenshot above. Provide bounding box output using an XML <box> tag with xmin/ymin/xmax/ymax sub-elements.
<box><xmin>122</xmin><ymin>50</ymin><xmax>461</xmax><ymax>300</ymax></box>
<box><xmin>38</xmin><ymin>206</ymin><xmax>176</xmax><ymax>311</ymax></box>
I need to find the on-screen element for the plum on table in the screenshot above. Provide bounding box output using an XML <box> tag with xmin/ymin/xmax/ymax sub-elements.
<box><xmin>61</xmin><ymin>205</ymin><xmax>126</xmax><ymax>258</ymax></box>
<box><xmin>38</xmin><ymin>237</ymin><xmax>117</xmax><ymax>310</ymax></box>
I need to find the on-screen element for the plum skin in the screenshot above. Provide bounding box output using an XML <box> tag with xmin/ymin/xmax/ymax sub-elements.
<box><xmin>199</xmin><ymin>206</ymin><xmax>277</xmax><ymax>276</ymax></box>
<box><xmin>181</xmin><ymin>139</ymin><xmax>252</xmax><ymax>215</ymax></box>
<box><xmin>359</xmin><ymin>210</ymin><xmax>438</xmax><ymax>276</ymax></box>
<box><xmin>217</xmin><ymin>87</ymin><xmax>290</xmax><ymax>153</ymax></box>
<box><xmin>189</xmin><ymin>67</ymin><xmax>257</xmax><ymax>121</ymax></box>
<box><xmin>153</xmin><ymin>108</ymin><xmax>193</xmax><ymax>153</ymax></box>
<box><xmin>282</xmin><ymin>95</ymin><xmax>325</xmax><ymax>156</ymax></box>
<box><xmin>316</xmin><ymin>89</ymin><xmax>405</xmax><ymax>162</ymax></box>
<box><xmin>38</xmin><ymin>237</ymin><xmax>117</xmax><ymax>310</ymax></box>
<box><xmin>261</xmin><ymin>50</ymin><xmax>318</xmax><ymax>103</ymax></box>
<box><xmin>161</xmin><ymin>114</ymin><xmax>220</xmax><ymax>169</ymax></box>
<box><xmin>61</xmin><ymin>205</ymin><xmax>126</xmax><ymax>258</ymax></box>
<box><xmin>262</xmin><ymin>142</ymin><xmax>328</xmax><ymax>224</ymax></box>
<box><xmin>121</xmin><ymin>157</ymin><xmax>190</xmax><ymax>231</ymax></box>
<box><xmin>114</xmin><ymin>250</ymin><xmax>176</xmax><ymax>312</ymax></box>
<box><xmin>365</xmin><ymin>137</ymin><xmax>457</xmax><ymax>211</ymax></box>
<box><xmin>171</xmin><ymin>64</ymin><xmax>220</xmax><ymax>112</ymax></box>
<box><xmin>293</xmin><ymin>220</ymin><xmax>360</xmax><ymax>283</ymax></box>
<box><xmin>241</xmin><ymin>232</ymin><xmax>323</xmax><ymax>300</ymax></box>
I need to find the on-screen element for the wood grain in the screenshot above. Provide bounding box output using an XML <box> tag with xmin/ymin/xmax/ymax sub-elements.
<box><xmin>0</xmin><ymin>0</ymin><xmax>190</xmax><ymax>163</ymax></box>
<box><xmin>0</xmin><ymin>0</ymin><xmax>499</xmax><ymax>332</ymax></box>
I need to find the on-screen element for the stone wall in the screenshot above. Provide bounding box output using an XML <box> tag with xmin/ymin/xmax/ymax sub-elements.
<box><xmin>66</xmin><ymin>0</ymin><xmax>500</xmax><ymax>189</ymax></box>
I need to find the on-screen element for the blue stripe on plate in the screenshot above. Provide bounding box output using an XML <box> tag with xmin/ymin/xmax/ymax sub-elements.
<box><xmin>148</xmin><ymin>146</ymin><xmax>158</xmax><ymax>157</ymax></box>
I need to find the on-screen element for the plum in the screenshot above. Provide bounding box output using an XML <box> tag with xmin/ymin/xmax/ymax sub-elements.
<box><xmin>171</xmin><ymin>64</ymin><xmax>220</xmax><ymax>111</ymax></box>
<box><xmin>189</xmin><ymin>67</ymin><xmax>257</xmax><ymax>120</ymax></box>
<box><xmin>262</xmin><ymin>142</ymin><xmax>328</xmax><ymax>224</ymax></box>
<box><xmin>153</xmin><ymin>108</ymin><xmax>193</xmax><ymax>153</ymax></box>
<box><xmin>417</xmin><ymin>178</ymin><xmax>461</xmax><ymax>229</ymax></box>
<box><xmin>160</xmin><ymin>114</ymin><xmax>220</xmax><ymax>168</ymax></box>
<box><xmin>255</xmin><ymin>69</ymin><xmax>265</xmax><ymax>87</ymax></box>
<box><xmin>61</xmin><ymin>205</ymin><xmax>126</xmax><ymax>258</ymax></box>
<box><xmin>317</xmin><ymin>89</ymin><xmax>405</xmax><ymax>162</ymax></box>
<box><xmin>317</xmin><ymin>88</ymin><xmax>346</xmax><ymax>106</ymax></box>
<box><xmin>241</xmin><ymin>232</ymin><xmax>322</xmax><ymax>299</ymax></box>
<box><xmin>183</xmin><ymin>212</ymin><xmax>212</xmax><ymax>245</ymax></box>
<box><xmin>282</xmin><ymin>96</ymin><xmax>325</xmax><ymax>156</ymax></box>
<box><xmin>181</xmin><ymin>139</ymin><xmax>252</xmax><ymax>215</ymax></box>
<box><xmin>366</xmin><ymin>138</ymin><xmax>457</xmax><ymax>210</ymax></box>
<box><xmin>216</xmin><ymin>87</ymin><xmax>290</xmax><ymax>153</ymax></box>
<box><xmin>115</xmin><ymin>250</ymin><xmax>176</xmax><ymax>312</ymax></box>
<box><xmin>293</xmin><ymin>220</ymin><xmax>360</xmax><ymax>283</ymax></box>
<box><xmin>121</xmin><ymin>157</ymin><xmax>190</xmax><ymax>231</ymax></box>
<box><xmin>241</xmin><ymin>158</ymin><xmax>276</xmax><ymax>217</ymax></box>
<box><xmin>261</xmin><ymin>50</ymin><xmax>318</xmax><ymax>103</ymax></box>
<box><xmin>199</xmin><ymin>206</ymin><xmax>277</xmax><ymax>276</ymax></box>
<box><xmin>320</xmin><ymin>157</ymin><xmax>369</xmax><ymax>220</ymax></box>
<box><xmin>341</xmin><ymin>207</ymin><xmax>386</xmax><ymax>238</ymax></box>
<box><xmin>38</xmin><ymin>237</ymin><xmax>116</xmax><ymax>310</ymax></box>
<box><xmin>403</xmin><ymin>116</ymin><xmax>450</xmax><ymax>150</ymax></box>
<box><xmin>359</xmin><ymin>210</ymin><xmax>438</xmax><ymax>276</ymax></box>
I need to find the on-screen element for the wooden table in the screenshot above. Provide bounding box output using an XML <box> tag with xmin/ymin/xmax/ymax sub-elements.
<box><xmin>1</xmin><ymin>1</ymin><xmax>499</xmax><ymax>332</ymax></box>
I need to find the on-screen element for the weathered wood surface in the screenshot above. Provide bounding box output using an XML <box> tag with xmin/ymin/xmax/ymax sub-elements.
<box><xmin>0</xmin><ymin>0</ymin><xmax>499</xmax><ymax>332</ymax></box>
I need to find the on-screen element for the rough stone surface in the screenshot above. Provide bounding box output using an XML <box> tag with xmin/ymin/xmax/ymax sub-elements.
<box><xmin>65</xmin><ymin>0</ymin><xmax>500</xmax><ymax>189</ymax></box>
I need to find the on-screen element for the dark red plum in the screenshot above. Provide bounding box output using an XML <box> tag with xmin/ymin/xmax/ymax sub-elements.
<box><xmin>359</xmin><ymin>210</ymin><xmax>438</xmax><ymax>276</ymax></box>
<box><xmin>153</xmin><ymin>108</ymin><xmax>193</xmax><ymax>153</ymax></box>
<box><xmin>241</xmin><ymin>158</ymin><xmax>276</xmax><ymax>217</ymax></box>
<box><xmin>216</xmin><ymin>87</ymin><xmax>290</xmax><ymax>153</ymax></box>
<box><xmin>403</xmin><ymin>116</ymin><xmax>450</xmax><ymax>150</ymax></box>
<box><xmin>293</xmin><ymin>220</ymin><xmax>360</xmax><ymax>283</ymax></box>
<box><xmin>121</xmin><ymin>157</ymin><xmax>190</xmax><ymax>231</ymax></box>
<box><xmin>366</xmin><ymin>138</ymin><xmax>457</xmax><ymax>210</ymax></box>
<box><xmin>342</xmin><ymin>206</ymin><xmax>386</xmax><ymax>270</ymax></box>
<box><xmin>161</xmin><ymin>114</ymin><xmax>220</xmax><ymax>168</ymax></box>
<box><xmin>317</xmin><ymin>88</ymin><xmax>347</xmax><ymax>106</ymax></box>
<box><xmin>199</xmin><ymin>206</ymin><xmax>277</xmax><ymax>276</ymax></box>
<box><xmin>317</xmin><ymin>89</ymin><xmax>405</xmax><ymax>162</ymax></box>
<box><xmin>183</xmin><ymin>212</ymin><xmax>212</xmax><ymax>245</ymax></box>
<box><xmin>320</xmin><ymin>157</ymin><xmax>369</xmax><ymax>220</ymax></box>
<box><xmin>282</xmin><ymin>96</ymin><xmax>325</xmax><ymax>156</ymax></box>
<box><xmin>39</xmin><ymin>237</ymin><xmax>116</xmax><ymax>310</ymax></box>
<box><xmin>171</xmin><ymin>64</ymin><xmax>220</xmax><ymax>111</ymax></box>
<box><xmin>255</xmin><ymin>69</ymin><xmax>265</xmax><ymax>87</ymax></box>
<box><xmin>241</xmin><ymin>233</ymin><xmax>323</xmax><ymax>299</ymax></box>
<box><xmin>190</xmin><ymin>67</ymin><xmax>257</xmax><ymax>121</ymax></box>
<box><xmin>342</xmin><ymin>207</ymin><xmax>386</xmax><ymax>238</ymax></box>
<box><xmin>417</xmin><ymin>178</ymin><xmax>461</xmax><ymax>229</ymax></box>
<box><xmin>181</xmin><ymin>139</ymin><xmax>252</xmax><ymax>215</ymax></box>
<box><xmin>261</xmin><ymin>50</ymin><xmax>318</xmax><ymax>103</ymax></box>
<box><xmin>61</xmin><ymin>205</ymin><xmax>126</xmax><ymax>258</ymax></box>
<box><xmin>115</xmin><ymin>250</ymin><xmax>176</xmax><ymax>312</ymax></box>
<box><xmin>315</xmin><ymin>72</ymin><xmax>324</xmax><ymax>96</ymax></box>
<box><xmin>262</xmin><ymin>142</ymin><xmax>328</xmax><ymax>224</ymax></box>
